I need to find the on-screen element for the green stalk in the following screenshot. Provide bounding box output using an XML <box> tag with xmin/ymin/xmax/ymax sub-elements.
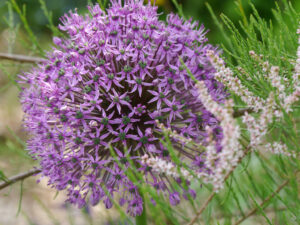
<box><xmin>135</xmin><ymin>192</ymin><xmax>147</xmax><ymax>225</ymax></box>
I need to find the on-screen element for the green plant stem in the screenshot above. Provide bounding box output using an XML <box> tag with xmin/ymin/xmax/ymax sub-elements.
<box><xmin>135</xmin><ymin>191</ymin><xmax>147</xmax><ymax>225</ymax></box>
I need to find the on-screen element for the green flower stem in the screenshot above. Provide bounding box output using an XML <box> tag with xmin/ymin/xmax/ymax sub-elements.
<box><xmin>135</xmin><ymin>191</ymin><xmax>147</xmax><ymax>225</ymax></box>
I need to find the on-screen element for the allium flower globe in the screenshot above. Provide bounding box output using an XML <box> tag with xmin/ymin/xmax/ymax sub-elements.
<box><xmin>20</xmin><ymin>0</ymin><xmax>227</xmax><ymax>216</ymax></box>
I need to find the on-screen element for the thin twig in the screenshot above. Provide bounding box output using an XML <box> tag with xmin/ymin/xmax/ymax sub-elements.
<box><xmin>214</xmin><ymin>206</ymin><xmax>291</xmax><ymax>220</ymax></box>
<box><xmin>233</xmin><ymin>179</ymin><xmax>290</xmax><ymax>225</ymax></box>
<box><xmin>0</xmin><ymin>168</ymin><xmax>41</xmax><ymax>190</ymax></box>
<box><xmin>188</xmin><ymin>192</ymin><xmax>215</xmax><ymax>225</ymax></box>
<box><xmin>187</xmin><ymin>147</ymin><xmax>251</xmax><ymax>225</ymax></box>
<box><xmin>0</xmin><ymin>53</ymin><xmax>44</xmax><ymax>63</ymax></box>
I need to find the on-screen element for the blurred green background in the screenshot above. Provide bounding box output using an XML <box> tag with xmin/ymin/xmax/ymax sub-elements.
<box><xmin>1</xmin><ymin>0</ymin><xmax>300</xmax><ymax>44</ymax></box>
<box><xmin>0</xmin><ymin>0</ymin><xmax>299</xmax><ymax>224</ymax></box>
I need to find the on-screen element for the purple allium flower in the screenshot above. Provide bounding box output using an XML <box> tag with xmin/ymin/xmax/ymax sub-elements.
<box><xmin>19</xmin><ymin>0</ymin><xmax>226</xmax><ymax>216</ymax></box>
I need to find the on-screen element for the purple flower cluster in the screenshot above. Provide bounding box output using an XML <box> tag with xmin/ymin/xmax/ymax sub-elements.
<box><xmin>19</xmin><ymin>0</ymin><xmax>226</xmax><ymax>216</ymax></box>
